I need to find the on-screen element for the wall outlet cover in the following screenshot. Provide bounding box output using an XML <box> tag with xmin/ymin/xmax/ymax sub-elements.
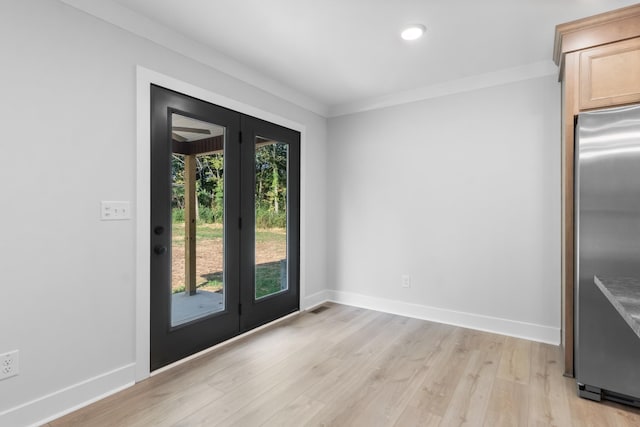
<box><xmin>0</xmin><ymin>350</ymin><xmax>19</xmax><ymax>380</ymax></box>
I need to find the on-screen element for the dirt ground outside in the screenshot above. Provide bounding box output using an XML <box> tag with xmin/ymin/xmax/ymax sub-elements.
<box><xmin>171</xmin><ymin>223</ymin><xmax>286</xmax><ymax>292</ymax></box>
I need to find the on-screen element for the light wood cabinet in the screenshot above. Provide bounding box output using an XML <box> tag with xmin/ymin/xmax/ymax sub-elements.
<box><xmin>554</xmin><ymin>4</ymin><xmax>640</xmax><ymax>377</ymax></box>
<box><xmin>579</xmin><ymin>37</ymin><xmax>640</xmax><ymax>110</ymax></box>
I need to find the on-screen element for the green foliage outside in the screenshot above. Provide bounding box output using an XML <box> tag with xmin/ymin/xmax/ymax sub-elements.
<box><xmin>171</xmin><ymin>224</ymin><xmax>223</xmax><ymax>240</ymax></box>
<box><xmin>171</xmin><ymin>143</ymin><xmax>288</xmax><ymax>297</ymax></box>
<box><xmin>172</xmin><ymin>208</ymin><xmax>184</xmax><ymax>223</ymax></box>
<box><xmin>170</xmin><ymin>263</ymin><xmax>282</xmax><ymax>298</ymax></box>
<box><xmin>171</xmin><ymin>143</ymin><xmax>288</xmax><ymax>227</ymax></box>
<box><xmin>171</xmin><ymin>222</ymin><xmax>286</xmax><ymax>297</ymax></box>
<box><xmin>171</xmin><ymin>223</ymin><xmax>284</xmax><ymax>242</ymax></box>
<box><xmin>172</xmin><ymin>207</ymin><xmax>285</xmax><ymax>228</ymax></box>
<box><xmin>255</xmin><ymin>262</ymin><xmax>286</xmax><ymax>299</ymax></box>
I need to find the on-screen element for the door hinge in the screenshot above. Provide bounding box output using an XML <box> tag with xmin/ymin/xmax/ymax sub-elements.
<box><xmin>239</xmin><ymin>131</ymin><xmax>242</xmax><ymax>144</ymax></box>
<box><xmin>238</xmin><ymin>303</ymin><xmax>242</xmax><ymax>315</ymax></box>
<box><xmin>238</xmin><ymin>217</ymin><xmax>242</xmax><ymax>229</ymax></box>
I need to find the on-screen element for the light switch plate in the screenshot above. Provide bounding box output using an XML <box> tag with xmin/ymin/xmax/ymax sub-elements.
<box><xmin>101</xmin><ymin>201</ymin><xmax>131</xmax><ymax>220</ymax></box>
<box><xmin>402</xmin><ymin>274</ymin><xmax>411</xmax><ymax>288</ymax></box>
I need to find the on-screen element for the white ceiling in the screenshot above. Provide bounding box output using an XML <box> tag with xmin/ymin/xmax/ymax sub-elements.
<box><xmin>65</xmin><ymin>0</ymin><xmax>639</xmax><ymax>116</ymax></box>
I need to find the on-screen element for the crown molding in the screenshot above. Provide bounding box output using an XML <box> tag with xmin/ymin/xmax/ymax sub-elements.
<box><xmin>553</xmin><ymin>3</ymin><xmax>640</xmax><ymax>79</ymax></box>
<box><xmin>58</xmin><ymin>0</ymin><xmax>329</xmax><ymax>117</ymax></box>
<box><xmin>58</xmin><ymin>1</ymin><xmax>559</xmax><ymax>119</ymax></box>
<box><xmin>328</xmin><ymin>60</ymin><xmax>559</xmax><ymax>117</ymax></box>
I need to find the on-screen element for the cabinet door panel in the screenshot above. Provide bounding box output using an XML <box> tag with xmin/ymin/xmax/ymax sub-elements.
<box><xmin>580</xmin><ymin>37</ymin><xmax>640</xmax><ymax>110</ymax></box>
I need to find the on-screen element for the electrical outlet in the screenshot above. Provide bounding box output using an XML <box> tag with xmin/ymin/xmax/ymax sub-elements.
<box><xmin>402</xmin><ymin>274</ymin><xmax>411</xmax><ymax>288</ymax></box>
<box><xmin>0</xmin><ymin>350</ymin><xmax>19</xmax><ymax>380</ymax></box>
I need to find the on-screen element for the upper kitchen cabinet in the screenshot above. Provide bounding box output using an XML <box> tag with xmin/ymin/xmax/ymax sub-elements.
<box><xmin>554</xmin><ymin>4</ymin><xmax>640</xmax><ymax>378</ymax></box>
<box><xmin>555</xmin><ymin>5</ymin><xmax>640</xmax><ymax>110</ymax></box>
<box><xmin>578</xmin><ymin>37</ymin><xmax>640</xmax><ymax>110</ymax></box>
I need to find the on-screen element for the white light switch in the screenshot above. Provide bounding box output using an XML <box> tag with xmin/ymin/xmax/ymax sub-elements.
<box><xmin>402</xmin><ymin>274</ymin><xmax>411</xmax><ymax>288</ymax></box>
<box><xmin>101</xmin><ymin>201</ymin><xmax>131</xmax><ymax>221</ymax></box>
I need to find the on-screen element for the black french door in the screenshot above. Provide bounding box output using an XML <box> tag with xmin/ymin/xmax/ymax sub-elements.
<box><xmin>150</xmin><ymin>85</ymin><xmax>300</xmax><ymax>370</ymax></box>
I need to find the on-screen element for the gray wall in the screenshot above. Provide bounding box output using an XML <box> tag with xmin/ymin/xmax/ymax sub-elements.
<box><xmin>0</xmin><ymin>1</ymin><xmax>327</xmax><ymax>424</ymax></box>
<box><xmin>1</xmin><ymin>0</ymin><xmax>566</xmax><ymax>425</ymax></box>
<box><xmin>327</xmin><ymin>75</ymin><xmax>561</xmax><ymax>340</ymax></box>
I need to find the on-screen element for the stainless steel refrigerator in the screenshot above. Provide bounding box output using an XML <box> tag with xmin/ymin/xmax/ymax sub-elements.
<box><xmin>575</xmin><ymin>103</ymin><xmax>640</xmax><ymax>405</ymax></box>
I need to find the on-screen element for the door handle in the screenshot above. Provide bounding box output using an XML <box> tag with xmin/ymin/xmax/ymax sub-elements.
<box><xmin>154</xmin><ymin>245</ymin><xmax>167</xmax><ymax>255</ymax></box>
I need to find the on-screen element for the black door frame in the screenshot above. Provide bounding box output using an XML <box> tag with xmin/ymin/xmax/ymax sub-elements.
<box><xmin>150</xmin><ymin>85</ymin><xmax>300</xmax><ymax>371</ymax></box>
<box><xmin>240</xmin><ymin>115</ymin><xmax>301</xmax><ymax>332</ymax></box>
<box><xmin>150</xmin><ymin>85</ymin><xmax>241</xmax><ymax>370</ymax></box>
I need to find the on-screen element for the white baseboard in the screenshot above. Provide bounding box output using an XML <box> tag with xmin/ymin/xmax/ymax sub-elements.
<box><xmin>301</xmin><ymin>290</ymin><xmax>331</xmax><ymax>310</ymax></box>
<box><xmin>4</xmin><ymin>290</ymin><xmax>558</xmax><ymax>426</ymax></box>
<box><xmin>9</xmin><ymin>291</ymin><xmax>321</xmax><ymax>427</ymax></box>
<box><xmin>0</xmin><ymin>363</ymin><xmax>135</xmax><ymax>427</ymax></box>
<box><xmin>323</xmin><ymin>290</ymin><xmax>560</xmax><ymax>345</ymax></box>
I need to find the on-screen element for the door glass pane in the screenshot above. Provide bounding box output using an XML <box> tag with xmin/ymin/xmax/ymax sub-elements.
<box><xmin>171</xmin><ymin>113</ymin><xmax>226</xmax><ymax>326</ymax></box>
<box><xmin>255</xmin><ymin>137</ymin><xmax>289</xmax><ymax>299</ymax></box>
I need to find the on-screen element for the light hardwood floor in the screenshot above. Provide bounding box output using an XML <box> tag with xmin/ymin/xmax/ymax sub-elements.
<box><xmin>48</xmin><ymin>303</ymin><xmax>640</xmax><ymax>426</ymax></box>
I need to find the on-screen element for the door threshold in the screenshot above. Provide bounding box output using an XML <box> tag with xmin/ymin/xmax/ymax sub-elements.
<box><xmin>149</xmin><ymin>310</ymin><xmax>300</xmax><ymax>377</ymax></box>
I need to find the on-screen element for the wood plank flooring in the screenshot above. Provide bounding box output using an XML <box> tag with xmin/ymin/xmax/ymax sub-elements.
<box><xmin>49</xmin><ymin>303</ymin><xmax>640</xmax><ymax>426</ymax></box>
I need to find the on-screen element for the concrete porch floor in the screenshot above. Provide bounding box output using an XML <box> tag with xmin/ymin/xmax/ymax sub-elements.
<box><xmin>171</xmin><ymin>290</ymin><xmax>224</xmax><ymax>326</ymax></box>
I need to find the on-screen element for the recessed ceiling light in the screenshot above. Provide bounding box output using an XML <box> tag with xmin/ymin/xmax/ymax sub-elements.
<box><xmin>401</xmin><ymin>24</ymin><xmax>426</xmax><ymax>41</ymax></box>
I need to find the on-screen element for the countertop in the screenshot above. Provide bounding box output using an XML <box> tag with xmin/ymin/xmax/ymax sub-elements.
<box><xmin>594</xmin><ymin>276</ymin><xmax>640</xmax><ymax>340</ymax></box>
